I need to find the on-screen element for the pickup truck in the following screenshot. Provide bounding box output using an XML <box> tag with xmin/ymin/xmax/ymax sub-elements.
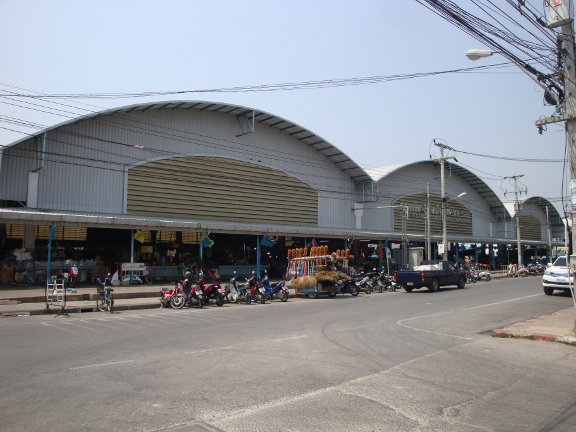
<box><xmin>394</xmin><ymin>260</ymin><xmax>467</xmax><ymax>292</ymax></box>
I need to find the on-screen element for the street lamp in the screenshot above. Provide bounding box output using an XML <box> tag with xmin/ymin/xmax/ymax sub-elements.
<box><xmin>465</xmin><ymin>48</ymin><xmax>495</xmax><ymax>60</ymax></box>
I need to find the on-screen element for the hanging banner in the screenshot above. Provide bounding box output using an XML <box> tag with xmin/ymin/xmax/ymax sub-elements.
<box><xmin>260</xmin><ymin>234</ymin><xmax>276</xmax><ymax>247</ymax></box>
<box><xmin>200</xmin><ymin>235</ymin><xmax>214</xmax><ymax>248</ymax></box>
<box><xmin>133</xmin><ymin>230</ymin><xmax>145</xmax><ymax>243</ymax></box>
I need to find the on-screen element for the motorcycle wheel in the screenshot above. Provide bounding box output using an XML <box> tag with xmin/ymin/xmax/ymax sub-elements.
<box><xmin>280</xmin><ymin>291</ymin><xmax>288</xmax><ymax>302</ymax></box>
<box><xmin>216</xmin><ymin>296</ymin><xmax>224</xmax><ymax>307</ymax></box>
<box><xmin>170</xmin><ymin>296</ymin><xmax>185</xmax><ymax>309</ymax></box>
<box><xmin>245</xmin><ymin>295</ymin><xmax>252</xmax><ymax>305</ymax></box>
<box><xmin>472</xmin><ymin>278</ymin><xmax>477</xmax><ymax>283</ymax></box>
<box><xmin>365</xmin><ymin>285</ymin><xmax>372</xmax><ymax>294</ymax></box>
<box><xmin>196</xmin><ymin>297</ymin><xmax>203</xmax><ymax>309</ymax></box>
<box><xmin>379</xmin><ymin>285</ymin><xmax>383</xmax><ymax>293</ymax></box>
<box><xmin>260</xmin><ymin>295</ymin><xmax>266</xmax><ymax>304</ymax></box>
<box><xmin>227</xmin><ymin>292</ymin><xmax>239</xmax><ymax>304</ymax></box>
<box><xmin>351</xmin><ymin>288</ymin><xmax>359</xmax><ymax>296</ymax></box>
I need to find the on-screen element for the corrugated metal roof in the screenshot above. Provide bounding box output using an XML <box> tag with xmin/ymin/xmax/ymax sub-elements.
<box><xmin>367</xmin><ymin>160</ymin><xmax>512</xmax><ymax>219</ymax></box>
<box><xmin>523</xmin><ymin>196</ymin><xmax>564</xmax><ymax>225</ymax></box>
<box><xmin>3</xmin><ymin>100</ymin><xmax>372</xmax><ymax>184</ymax></box>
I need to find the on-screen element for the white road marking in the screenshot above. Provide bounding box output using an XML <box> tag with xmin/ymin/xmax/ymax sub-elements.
<box><xmin>69</xmin><ymin>359</ymin><xmax>134</xmax><ymax>370</ymax></box>
<box><xmin>185</xmin><ymin>347</ymin><xmax>231</xmax><ymax>355</ymax></box>
<box><xmin>396</xmin><ymin>293</ymin><xmax>542</xmax><ymax>340</ymax></box>
<box><xmin>272</xmin><ymin>335</ymin><xmax>308</xmax><ymax>342</ymax></box>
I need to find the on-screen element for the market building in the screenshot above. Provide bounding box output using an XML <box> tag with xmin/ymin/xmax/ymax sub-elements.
<box><xmin>0</xmin><ymin>100</ymin><xmax>566</xmax><ymax>284</ymax></box>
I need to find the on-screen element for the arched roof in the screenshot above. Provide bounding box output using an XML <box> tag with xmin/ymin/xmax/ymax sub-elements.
<box><xmin>5</xmin><ymin>100</ymin><xmax>372</xmax><ymax>184</ymax></box>
<box><xmin>366</xmin><ymin>160</ymin><xmax>510</xmax><ymax>217</ymax></box>
<box><xmin>523</xmin><ymin>196</ymin><xmax>564</xmax><ymax>225</ymax></box>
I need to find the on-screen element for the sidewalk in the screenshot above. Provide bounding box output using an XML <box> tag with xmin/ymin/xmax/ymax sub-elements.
<box><xmin>1</xmin><ymin>281</ymin><xmax>575</xmax><ymax>347</ymax></box>
<box><xmin>0</xmin><ymin>282</ymin><xmax>167</xmax><ymax>316</ymax></box>
<box><xmin>0</xmin><ymin>280</ymin><xmax>299</xmax><ymax>317</ymax></box>
<box><xmin>492</xmin><ymin>307</ymin><xmax>576</xmax><ymax>346</ymax></box>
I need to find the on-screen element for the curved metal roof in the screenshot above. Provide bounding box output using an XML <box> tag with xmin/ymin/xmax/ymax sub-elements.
<box><xmin>4</xmin><ymin>100</ymin><xmax>372</xmax><ymax>184</ymax></box>
<box><xmin>523</xmin><ymin>196</ymin><xmax>564</xmax><ymax>225</ymax></box>
<box><xmin>367</xmin><ymin>160</ymin><xmax>511</xmax><ymax>217</ymax></box>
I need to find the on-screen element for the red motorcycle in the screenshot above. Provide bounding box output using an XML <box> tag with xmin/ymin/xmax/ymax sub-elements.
<box><xmin>245</xmin><ymin>272</ymin><xmax>267</xmax><ymax>304</ymax></box>
<box><xmin>160</xmin><ymin>276</ymin><xmax>204</xmax><ymax>309</ymax></box>
<box><xmin>194</xmin><ymin>272</ymin><xmax>225</xmax><ymax>306</ymax></box>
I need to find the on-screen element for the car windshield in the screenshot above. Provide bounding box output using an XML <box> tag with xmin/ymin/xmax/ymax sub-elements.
<box><xmin>553</xmin><ymin>257</ymin><xmax>567</xmax><ymax>267</ymax></box>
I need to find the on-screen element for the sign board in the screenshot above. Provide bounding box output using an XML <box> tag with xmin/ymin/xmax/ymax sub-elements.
<box><xmin>121</xmin><ymin>262</ymin><xmax>146</xmax><ymax>271</ymax></box>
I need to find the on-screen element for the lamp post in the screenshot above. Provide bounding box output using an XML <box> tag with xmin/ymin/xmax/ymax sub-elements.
<box><xmin>466</xmin><ymin>10</ymin><xmax>576</xmax><ymax>331</ymax></box>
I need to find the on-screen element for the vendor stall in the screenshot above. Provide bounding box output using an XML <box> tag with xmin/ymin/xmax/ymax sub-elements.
<box><xmin>286</xmin><ymin>246</ymin><xmax>352</xmax><ymax>298</ymax></box>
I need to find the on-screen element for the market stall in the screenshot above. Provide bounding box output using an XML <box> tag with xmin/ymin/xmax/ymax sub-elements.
<box><xmin>286</xmin><ymin>246</ymin><xmax>352</xmax><ymax>298</ymax></box>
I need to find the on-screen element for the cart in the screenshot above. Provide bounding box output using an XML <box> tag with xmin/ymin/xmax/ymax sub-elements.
<box><xmin>286</xmin><ymin>252</ymin><xmax>351</xmax><ymax>299</ymax></box>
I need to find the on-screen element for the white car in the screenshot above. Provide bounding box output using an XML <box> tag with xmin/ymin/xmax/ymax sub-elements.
<box><xmin>542</xmin><ymin>257</ymin><xmax>573</xmax><ymax>295</ymax></box>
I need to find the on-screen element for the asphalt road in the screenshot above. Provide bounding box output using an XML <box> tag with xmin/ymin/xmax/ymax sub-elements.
<box><xmin>1</xmin><ymin>277</ymin><xmax>575</xmax><ymax>432</ymax></box>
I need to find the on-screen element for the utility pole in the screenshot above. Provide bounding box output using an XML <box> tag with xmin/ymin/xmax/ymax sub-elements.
<box><xmin>533</xmin><ymin>1</ymin><xmax>576</xmax><ymax>331</ymax></box>
<box><xmin>401</xmin><ymin>205</ymin><xmax>408</xmax><ymax>269</ymax></box>
<box><xmin>426</xmin><ymin>183</ymin><xmax>431</xmax><ymax>260</ymax></box>
<box><xmin>432</xmin><ymin>140</ymin><xmax>457</xmax><ymax>261</ymax></box>
<box><xmin>546</xmin><ymin>205</ymin><xmax>552</xmax><ymax>264</ymax></box>
<box><xmin>504</xmin><ymin>175</ymin><xmax>527</xmax><ymax>268</ymax></box>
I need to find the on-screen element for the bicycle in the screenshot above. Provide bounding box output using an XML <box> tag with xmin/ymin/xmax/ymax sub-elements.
<box><xmin>96</xmin><ymin>277</ymin><xmax>114</xmax><ymax>312</ymax></box>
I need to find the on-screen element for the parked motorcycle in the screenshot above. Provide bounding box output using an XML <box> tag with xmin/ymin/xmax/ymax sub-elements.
<box><xmin>160</xmin><ymin>274</ymin><xmax>204</xmax><ymax>309</ymax></box>
<box><xmin>372</xmin><ymin>269</ymin><xmax>396</xmax><ymax>292</ymax></box>
<box><xmin>245</xmin><ymin>272</ymin><xmax>267</xmax><ymax>304</ymax></box>
<box><xmin>477</xmin><ymin>267</ymin><xmax>492</xmax><ymax>281</ymax></box>
<box><xmin>356</xmin><ymin>270</ymin><xmax>376</xmax><ymax>294</ymax></box>
<box><xmin>334</xmin><ymin>276</ymin><xmax>360</xmax><ymax>296</ymax></box>
<box><xmin>507</xmin><ymin>264</ymin><xmax>528</xmax><ymax>277</ymax></box>
<box><xmin>195</xmin><ymin>272</ymin><xmax>225</xmax><ymax>306</ymax></box>
<box><xmin>261</xmin><ymin>270</ymin><xmax>289</xmax><ymax>302</ymax></box>
<box><xmin>225</xmin><ymin>271</ymin><xmax>251</xmax><ymax>304</ymax></box>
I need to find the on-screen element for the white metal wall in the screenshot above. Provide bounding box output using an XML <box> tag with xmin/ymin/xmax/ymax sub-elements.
<box><xmin>0</xmin><ymin>106</ymin><xmax>358</xmax><ymax>229</ymax></box>
<box><xmin>362</xmin><ymin>163</ymin><xmax>497</xmax><ymax>237</ymax></box>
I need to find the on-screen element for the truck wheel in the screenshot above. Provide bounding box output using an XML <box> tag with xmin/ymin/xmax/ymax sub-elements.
<box><xmin>429</xmin><ymin>279</ymin><xmax>439</xmax><ymax>292</ymax></box>
<box><xmin>404</xmin><ymin>285</ymin><xmax>413</xmax><ymax>293</ymax></box>
<box><xmin>457</xmin><ymin>277</ymin><xmax>466</xmax><ymax>289</ymax></box>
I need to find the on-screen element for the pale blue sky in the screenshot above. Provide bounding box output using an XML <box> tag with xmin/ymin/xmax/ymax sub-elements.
<box><xmin>0</xmin><ymin>0</ymin><xmax>567</xmax><ymax>213</ymax></box>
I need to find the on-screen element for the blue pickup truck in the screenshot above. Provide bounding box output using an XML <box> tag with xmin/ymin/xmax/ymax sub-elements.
<box><xmin>394</xmin><ymin>260</ymin><xmax>467</xmax><ymax>292</ymax></box>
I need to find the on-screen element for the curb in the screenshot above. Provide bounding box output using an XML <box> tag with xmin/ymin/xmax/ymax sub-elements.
<box><xmin>1</xmin><ymin>291</ymin><xmax>161</xmax><ymax>304</ymax></box>
<box><xmin>491</xmin><ymin>328</ymin><xmax>576</xmax><ymax>346</ymax></box>
<box><xmin>1</xmin><ymin>302</ymin><xmax>163</xmax><ymax>317</ymax></box>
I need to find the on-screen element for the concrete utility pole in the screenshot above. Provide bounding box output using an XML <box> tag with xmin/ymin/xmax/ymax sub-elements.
<box><xmin>432</xmin><ymin>140</ymin><xmax>457</xmax><ymax>261</ymax></box>
<box><xmin>546</xmin><ymin>205</ymin><xmax>552</xmax><ymax>263</ymax></box>
<box><xmin>504</xmin><ymin>175</ymin><xmax>527</xmax><ymax>267</ymax></box>
<box><xmin>533</xmin><ymin>2</ymin><xmax>576</xmax><ymax>331</ymax></box>
<box><xmin>401</xmin><ymin>205</ymin><xmax>409</xmax><ymax>269</ymax></box>
<box><xmin>426</xmin><ymin>183</ymin><xmax>431</xmax><ymax>260</ymax></box>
